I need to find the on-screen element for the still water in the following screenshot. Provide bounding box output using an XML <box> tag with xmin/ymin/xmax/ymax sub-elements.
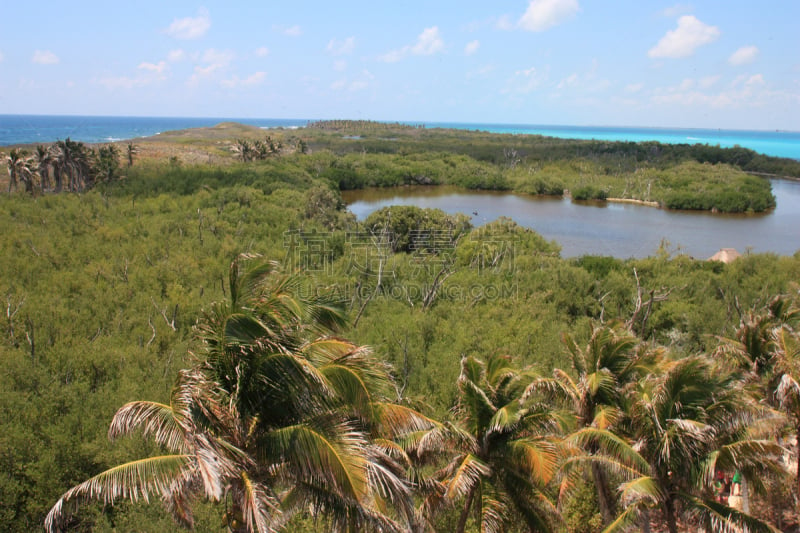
<box><xmin>343</xmin><ymin>180</ymin><xmax>800</xmax><ymax>259</ymax></box>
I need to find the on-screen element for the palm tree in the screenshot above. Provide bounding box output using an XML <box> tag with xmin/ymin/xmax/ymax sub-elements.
<box><xmin>415</xmin><ymin>354</ymin><xmax>565</xmax><ymax>533</ymax></box>
<box><xmin>45</xmin><ymin>369</ymin><xmax>241</xmax><ymax>532</ymax></box>
<box><xmin>126</xmin><ymin>142</ymin><xmax>139</xmax><ymax>168</ymax></box>
<box><xmin>46</xmin><ymin>255</ymin><xmax>428</xmax><ymax>532</ymax></box>
<box><xmin>35</xmin><ymin>145</ymin><xmax>53</xmax><ymax>191</ymax></box>
<box><xmin>195</xmin><ymin>255</ymin><xmax>429</xmax><ymax>531</ymax></box>
<box><xmin>50</xmin><ymin>138</ymin><xmax>92</xmax><ymax>192</ymax></box>
<box><xmin>772</xmin><ymin>325</ymin><xmax>800</xmax><ymax>496</ymax></box>
<box><xmin>604</xmin><ymin>355</ymin><xmax>784</xmax><ymax>533</ymax></box>
<box><xmin>539</xmin><ymin>322</ymin><xmax>655</xmax><ymax>525</ymax></box>
<box><xmin>4</xmin><ymin>148</ymin><xmax>35</xmax><ymax>193</ymax></box>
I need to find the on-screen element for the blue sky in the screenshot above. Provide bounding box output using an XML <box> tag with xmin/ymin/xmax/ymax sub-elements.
<box><xmin>1</xmin><ymin>1</ymin><xmax>798</xmax><ymax>130</ymax></box>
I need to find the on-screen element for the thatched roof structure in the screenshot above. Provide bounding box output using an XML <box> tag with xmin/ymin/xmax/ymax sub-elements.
<box><xmin>708</xmin><ymin>248</ymin><xmax>741</xmax><ymax>263</ymax></box>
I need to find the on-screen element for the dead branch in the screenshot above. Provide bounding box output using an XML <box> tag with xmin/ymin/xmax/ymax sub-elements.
<box><xmin>151</xmin><ymin>297</ymin><xmax>177</xmax><ymax>331</ymax></box>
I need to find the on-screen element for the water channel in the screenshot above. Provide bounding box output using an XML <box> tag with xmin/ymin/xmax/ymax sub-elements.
<box><xmin>342</xmin><ymin>180</ymin><xmax>800</xmax><ymax>259</ymax></box>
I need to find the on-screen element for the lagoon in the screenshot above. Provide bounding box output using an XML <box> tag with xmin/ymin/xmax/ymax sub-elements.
<box><xmin>343</xmin><ymin>180</ymin><xmax>800</xmax><ymax>259</ymax></box>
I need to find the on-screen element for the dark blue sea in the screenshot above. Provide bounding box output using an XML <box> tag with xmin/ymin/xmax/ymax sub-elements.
<box><xmin>1</xmin><ymin>114</ymin><xmax>798</xmax><ymax>160</ymax></box>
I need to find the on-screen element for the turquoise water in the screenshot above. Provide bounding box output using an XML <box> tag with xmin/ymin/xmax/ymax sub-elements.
<box><xmin>1</xmin><ymin>115</ymin><xmax>798</xmax><ymax>159</ymax></box>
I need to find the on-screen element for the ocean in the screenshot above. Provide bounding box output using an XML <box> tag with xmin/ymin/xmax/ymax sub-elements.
<box><xmin>1</xmin><ymin>114</ymin><xmax>798</xmax><ymax>160</ymax></box>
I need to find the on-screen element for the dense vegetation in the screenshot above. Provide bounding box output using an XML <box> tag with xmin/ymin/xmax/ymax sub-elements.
<box><xmin>2</xmin><ymin>123</ymin><xmax>800</xmax><ymax>532</ymax></box>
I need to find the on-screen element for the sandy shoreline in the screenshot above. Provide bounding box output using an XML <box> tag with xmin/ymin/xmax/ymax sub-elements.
<box><xmin>606</xmin><ymin>197</ymin><xmax>661</xmax><ymax>207</ymax></box>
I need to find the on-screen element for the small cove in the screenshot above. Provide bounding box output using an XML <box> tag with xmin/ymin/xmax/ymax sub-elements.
<box><xmin>343</xmin><ymin>180</ymin><xmax>800</xmax><ymax>259</ymax></box>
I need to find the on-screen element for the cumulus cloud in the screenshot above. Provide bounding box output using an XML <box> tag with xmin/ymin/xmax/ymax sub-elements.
<box><xmin>333</xmin><ymin>60</ymin><xmax>348</xmax><ymax>72</ymax></box>
<box><xmin>166</xmin><ymin>8</ymin><xmax>211</xmax><ymax>40</ymax></box>
<box><xmin>660</xmin><ymin>4</ymin><xmax>693</xmax><ymax>17</ymax></box>
<box><xmin>519</xmin><ymin>0</ymin><xmax>580</xmax><ymax>32</ymax></box>
<box><xmin>729</xmin><ymin>45</ymin><xmax>759</xmax><ymax>66</ymax></box>
<box><xmin>32</xmin><ymin>50</ymin><xmax>59</xmax><ymax>65</ymax></box>
<box><xmin>464</xmin><ymin>40</ymin><xmax>480</xmax><ymax>55</ymax></box>
<box><xmin>648</xmin><ymin>15</ymin><xmax>720</xmax><ymax>59</ymax></box>
<box><xmin>281</xmin><ymin>25</ymin><xmax>303</xmax><ymax>37</ymax></box>
<box><xmin>167</xmin><ymin>49</ymin><xmax>186</xmax><ymax>62</ymax></box>
<box><xmin>380</xmin><ymin>26</ymin><xmax>444</xmax><ymax>62</ymax></box>
<box><xmin>503</xmin><ymin>66</ymin><xmax>549</xmax><ymax>94</ymax></box>
<box><xmin>331</xmin><ymin>70</ymin><xmax>375</xmax><ymax>92</ymax></box>
<box><xmin>651</xmin><ymin>73</ymin><xmax>771</xmax><ymax>109</ymax></box>
<box><xmin>255</xmin><ymin>47</ymin><xmax>270</xmax><ymax>57</ymax></box>
<box><xmin>189</xmin><ymin>49</ymin><xmax>234</xmax><ymax>84</ymax></box>
<box><xmin>138</xmin><ymin>61</ymin><xmax>167</xmax><ymax>74</ymax></box>
<box><xmin>221</xmin><ymin>71</ymin><xmax>266</xmax><ymax>88</ymax></box>
<box><xmin>625</xmin><ymin>82</ymin><xmax>644</xmax><ymax>93</ymax></box>
<box><xmin>327</xmin><ymin>37</ymin><xmax>356</xmax><ymax>55</ymax></box>
<box><xmin>411</xmin><ymin>27</ymin><xmax>444</xmax><ymax>55</ymax></box>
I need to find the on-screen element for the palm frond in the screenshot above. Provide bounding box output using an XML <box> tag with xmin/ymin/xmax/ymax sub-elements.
<box><xmin>108</xmin><ymin>401</ymin><xmax>189</xmax><ymax>453</ymax></box>
<box><xmin>444</xmin><ymin>453</ymin><xmax>490</xmax><ymax>501</ymax></box>
<box><xmin>262</xmin><ymin>421</ymin><xmax>369</xmax><ymax>503</ymax></box>
<box><xmin>45</xmin><ymin>455</ymin><xmax>193</xmax><ymax>533</ymax></box>
<box><xmin>684</xmin><ymin>493</ymin><xmax>780</xmax><ymax>533</ymax></box>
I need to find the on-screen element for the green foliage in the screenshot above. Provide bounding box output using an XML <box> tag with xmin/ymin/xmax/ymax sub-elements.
<box><xmin>363</xmin><ymin>205</ymin><xmax>472</xmax><ymax>253</ymax></box>
<box><xmin>572</xmin><ymin>185</ymin><xmax>608</xmax><ymax>201</ymax></box>
<box><xmin>2</xmin><ymin>124</ymin><xmax>799</xmax><ymax>531</ymax></box>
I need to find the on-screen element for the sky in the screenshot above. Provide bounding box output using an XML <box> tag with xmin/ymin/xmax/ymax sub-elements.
<box><xmin>1</xmin><ymin>1</ymin><xmax>799</xmax><ymax>130</ymax></box>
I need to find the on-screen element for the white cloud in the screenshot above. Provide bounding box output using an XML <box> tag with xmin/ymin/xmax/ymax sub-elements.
<box><xmin>221</xmin><ymin>71</ymin><xmax>266</xmax><ymax>88</ymax></box>
<box><xmin>167</xmin><ymin>49</ymin><xmax>186</xmax><ymax>62</ymax></box>
<box><xmin>651</xmin><ymin>73</ymin><xmax>772</xmax><ymax>109</ymax></box>
<box><xmin>648</xmin><ymin>15</ymin><xmax>720</xmax><ymax>59</ymax></box>
<box><xmin>466</xmin><ymin>64</ymin><xmax>496</xmax><ymax>80</ymax></box>
<box><xmin>519</xmin><ymin>0</ymin><xmax>580</xmax><ymax>32</ymax></box>
<box><xmin>330</xmin><ymin>70</ymin><xmax>375</xmax><ymax>92</ymax></box>
<box><xmin>464</xmin><ymin>40</ymin><xmax>480</xmax><ymax>56</ymax></box>
<box><xmin>411</xmin><ymin>27</ymin><xmax>444</xmax><ymax>55</ymax></box>
<box><xmin>32</xmin><ymin>50</ymin><xmax>59</xmax><ymax>65</ymax></box>
<box><xmin>138</xmin><ymin>61</ymin><xmax>167</xmax><ymax>74</ymax></box>
<box><xmin>202</xmin><ymin>48</ymin><xmax>234</xmax><ymax>66</ymax></box>
<box><xmin>255</xmin><ymin>47</ymin><xmax>270</xmax><ymax>58</ymax></box>
<box><xmin>698</xmin><ymin>75</ymin><xmax>720</xmax><ymax>89</ymax></box>
<box><xmin>495</xmin><ymin>15</ymin><xmax>515</xmax><ymax>31</ymax></box>
<box><xmin>729</xmin><ymin>45</ymin><xmax>759</xmax><ymax>66</ymax></box>
<box><xmin>283</xmin><ymin>25</ymin><xmax>302</xmax><ymax>37</ymax></box>
<box><xmin>380</xmin><ymin>26</ymin><xmax>444</xmax><ymax>62</ymax></box>
<box><xmin>503</xmin><ymin>66</ymin><xmax>548</xmax><ymax>94</ymax></box>
<box><xmin>625</xmin><ymin>83</ymin><xmax>644</xmax><ymax>93</ymax></box>
<box><xmin>189</xmin><ymin>49</ymin><xmax>235</xmax><ymax>85</ymax></box>
<box><xmin>327</xmin><ymin>37</ymin><xmax>355</xmax><ymax>55</ymax></box>
<box><xmin>557</xmin><ymin>73</ymin><xmax>579</xmax><ymax>89</ymax></box>
<box><xmin>660</xmin><ymin>4</ymin><xmax>693</xmax><ymax>17</ymax></box>
<box><xmin>166</xmin><ymin>8</ymin><xmax>210</xmax><ymax>40</ymax></box>
<box><xmin>333</xmin><ymin>60</ymin><xmax>348</xmax><ymax>72</ymax></box>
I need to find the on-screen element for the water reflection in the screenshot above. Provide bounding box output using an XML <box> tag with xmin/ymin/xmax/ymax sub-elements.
<box><xmin>342</xmin><ymin>181</ymin><xmax>800</xmax><ymax>259</ymax></box>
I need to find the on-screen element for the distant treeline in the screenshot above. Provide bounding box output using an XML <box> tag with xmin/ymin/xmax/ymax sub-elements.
<box><xmin>305</xmin><ymin>121</ymin><xmax>800</xmax><ymax>179</ymax></box>
<box><xmin>307</xmin><ymin>119</ymin><xmax>425</xmax><ymax>132</ymax></box>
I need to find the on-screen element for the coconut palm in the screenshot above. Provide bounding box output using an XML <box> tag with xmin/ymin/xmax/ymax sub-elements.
<box><xmin>35</xmin><ymin>145</ymin><xmax>53</xmax><ymax>191</ymax></box>
<box><xmin>415</xmin><ymin>354</ymin><xmax>565</xmax><ymax>533</ymax></box>
<box><xmin>602</xmin><ymin>355</ymin><xmax>784</xmax><ymax>533</ymax></box>
<box><xmin>772</xmin><ymin>325</ymin><xmax>800</xmax><ymax>496</ymax></box>
<box><xmin>4</xmin><ymin>148</ymin><xmax>35</xmax><ymax>193</ymax></box>
<box><xmin>47</xmin><ymin>255</ymin><xmax>429</xmax><ymax>533</ymax></box>
<box><xmin>50</xmin><ymin>138</ymin><xmax>92</xmax><ymax>191</ymax></box>
<box><xmin>125</xmin><ymin>142</ymin><xmax>139</xmax><ymax>167</ymax></box>
<box><xmin>538</xmin><ymin>322</ymin><xmax>656</xmax><ymax>525</ymax></box>
<box><xmin>195</xmin><ymin>255</ymin><xmax>428</xmax><ymax>531</ymax></box>
<box><xmin>44</xmin><ymin>369</ymin><xmax>243</xmax><ymax>532</ymax></box>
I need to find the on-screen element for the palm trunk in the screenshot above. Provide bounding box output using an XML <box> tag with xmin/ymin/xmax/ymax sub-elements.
<box><xmin>455</xmin><ymin>485</ymin><xmax>477</xmax><ymax>533</ymax></box>
<box><xmin>639</xmin><ymin>507</ymin><xmax>652</xmax><ymax>533</ymax></box>
<box><xmin>591</xmin><ymin>461</ymin><xmax>616</xmax><ymax>524</ymax></box>
<box><xmin>796</xmin><ymin>426</ymin><xmax>800</xmax><ymax>498</ymax></box>
<box><xmin>663</xmin><ymin>497</ymin><xmax>678</xmax><ymax>533</ymax></box>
